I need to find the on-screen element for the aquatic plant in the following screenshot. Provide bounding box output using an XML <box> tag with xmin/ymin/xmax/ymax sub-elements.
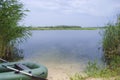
<box><xmin>0</xmin><ymin>0</ymin><xmax>30</xmax><ymax>60</ymax></box>
<box><xmin>102</xmin><ymin>15</ymin><xmax>120</xmax><ymax>63</ymax></box>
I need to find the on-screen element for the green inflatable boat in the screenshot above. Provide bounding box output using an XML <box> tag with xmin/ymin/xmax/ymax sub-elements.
<box><xmin>0</xmin><ymin>62</ymin><xmax>48</xmax><ymax>80</ymax></box>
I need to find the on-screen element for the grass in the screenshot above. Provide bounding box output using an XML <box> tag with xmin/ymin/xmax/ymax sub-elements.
<box><xmin>70</xmin><ymin>73</ymin><xmax>86</xmax><ymax>80</ymax></box>
<box><xmin>70</xmin><ymin>60</ymin><xmax>120</xmax><ymax>80</ymax></box>
<box><xmin>85</xmin><ymin>61</ymin><xmax>119</xmax><ymax>78</ymax></box>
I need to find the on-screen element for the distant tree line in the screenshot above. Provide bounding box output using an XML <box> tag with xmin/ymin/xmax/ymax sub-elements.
<box><xmin>27</xmin><ymin>25</ymin><xmax>82</xmax><ymax>28</ymax></box>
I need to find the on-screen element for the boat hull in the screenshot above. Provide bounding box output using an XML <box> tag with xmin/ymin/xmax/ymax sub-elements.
<box><xmin>0</xmin><ymin>62</ymin><xmax>48</xmax><ymax>80</ymax></box>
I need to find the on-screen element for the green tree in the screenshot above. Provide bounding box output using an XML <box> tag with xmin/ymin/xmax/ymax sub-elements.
<box><xmin>0</xmin><ymin>0</ymin><xmax>30</xmax><ymax>60</ymax></box>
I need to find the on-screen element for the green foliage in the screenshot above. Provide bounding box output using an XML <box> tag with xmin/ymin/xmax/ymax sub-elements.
<box><xmin>70</xmin><ymin>73</ymin><xmax>86</xmax><ymax>80</ymax></box>
<box><xmin>85</xmin><ymin>61</ymin><xmax>118</xmax><ymax>78</ymax></box>
<box><xmin>85</xmin><ymin>61</ymin><xmax>101</xmax><ymax>77</ymax></box>
<box><xmin>70</xmin><ymin>61</ymin><xmax>120</xmax><ymax>80</ymax></box>
<box><xmin>102</xmin><ymin>15</ymin><xmax>120</xmax><ymax>63</ymax></box>
<box><xmin>0</xmin><ymin>0</ymin><xmax>30</xmax><ymax>60</ymax></box>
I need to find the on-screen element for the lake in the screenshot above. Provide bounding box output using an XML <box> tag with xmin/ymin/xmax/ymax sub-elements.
<box><xmin>21</xmin><ymin>30</ymin><xmax>103</xmax><ymax>73</ymax></box>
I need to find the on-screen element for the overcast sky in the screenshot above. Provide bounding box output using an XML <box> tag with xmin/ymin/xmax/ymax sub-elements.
<box><xmin>20</xmin><ymin>0</ymin><xmax>120</xmax><ymax>27</ymax></box>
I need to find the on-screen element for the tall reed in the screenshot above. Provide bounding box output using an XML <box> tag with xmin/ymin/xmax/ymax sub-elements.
<box><xmin>0</xmin><ymin>0</ymin><xmax>30</xmax><ymax>60</ymax></box>
<box><xmin>103</xmin><ymin>15</ymin><xmax>120</xmax><ymax>63</ymax></box>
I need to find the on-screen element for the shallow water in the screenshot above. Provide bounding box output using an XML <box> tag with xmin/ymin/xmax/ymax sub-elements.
<box><xmin>21</xmin><ymin>30</ymin><xmax>103</xmax><ymax>72</ymax></box>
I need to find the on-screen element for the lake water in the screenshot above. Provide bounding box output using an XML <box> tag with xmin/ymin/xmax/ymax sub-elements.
<box><xmin>21</xmin><ymin>30</ymin><xmax>103</xmax><ymax>73</ymax></box>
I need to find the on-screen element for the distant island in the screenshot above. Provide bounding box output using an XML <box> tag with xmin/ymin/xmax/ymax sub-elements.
<box><xmin>25</xmin><ymin>25</ymin><xmax>105</xmax><ymax>30</ymax></box>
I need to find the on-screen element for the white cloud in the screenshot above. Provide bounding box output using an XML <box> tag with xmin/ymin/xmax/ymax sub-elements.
<box><xmin>21</xmin><ymin>0</ymin><xmax>120</xmax><ymax>16</ymax></box>
<box><xmin>65</xmin><ymin>0</ymin><xmax>120</xmax><ymax>16</ymax></box>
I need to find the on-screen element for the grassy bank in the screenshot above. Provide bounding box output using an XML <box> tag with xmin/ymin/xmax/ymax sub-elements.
<box><xmin>70</xmin><ymin>61</ymin><xmax>120</xmax><ymax>80</ymax></box>
<box><xmin>26</xmin><ymin>26</ymin><xmax>103</xmax><ymax>30</ymax></box>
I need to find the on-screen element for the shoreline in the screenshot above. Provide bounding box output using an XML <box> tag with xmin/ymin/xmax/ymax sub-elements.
<box><xmin>23</xmin><ymin>59</ymin><xmax>87</xmax><ymax>80</ymax></box>
<box><xmin>40</xmin><ymin>62</ymin><xmax>87</xmax><ymax>80</ymax></box>
<box><xmin>26</xmin><ymin>27</ymin><xmax>103</xmax><ymax>30</ymax></box>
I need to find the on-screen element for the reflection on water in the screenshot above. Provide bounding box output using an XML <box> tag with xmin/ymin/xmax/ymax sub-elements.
<box><xmin>21</xmin><ymin>30</ymin><xmax>103</xmax><ymax>72</ymax></box>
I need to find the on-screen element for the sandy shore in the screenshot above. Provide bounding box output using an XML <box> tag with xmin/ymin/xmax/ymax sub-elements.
<box><xmin>23</xmin><ymin>58</ymin><xmax>88</xmax><ymax>80</ymax></box>
<box><xmin>48</xmin><ymin>67</ymin><xmax>70</xmax><ymax>80</ymax></box>
<box><xmin>43</xmin><ymin>63</ymin><xmax>87</xmax><ymax>80</ymax></box>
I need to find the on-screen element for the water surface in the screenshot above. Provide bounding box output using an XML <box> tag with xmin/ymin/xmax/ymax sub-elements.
<box><xmin>21</xmin><ymin>30</ymin><xmax>103</xmax><ymax>72</ymax></box>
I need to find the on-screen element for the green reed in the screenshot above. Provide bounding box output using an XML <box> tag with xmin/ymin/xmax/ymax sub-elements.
<box><xmin>102</xmin><ymin>15</ymin><xmax>120</xmax><ymax>63</ymax></box>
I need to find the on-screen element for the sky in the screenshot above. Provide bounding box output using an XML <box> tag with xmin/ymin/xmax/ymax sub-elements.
<box><xmin>20</xmin><ymin>0</ymin><xmax>120</xmax><ymax>27</ymax></box>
